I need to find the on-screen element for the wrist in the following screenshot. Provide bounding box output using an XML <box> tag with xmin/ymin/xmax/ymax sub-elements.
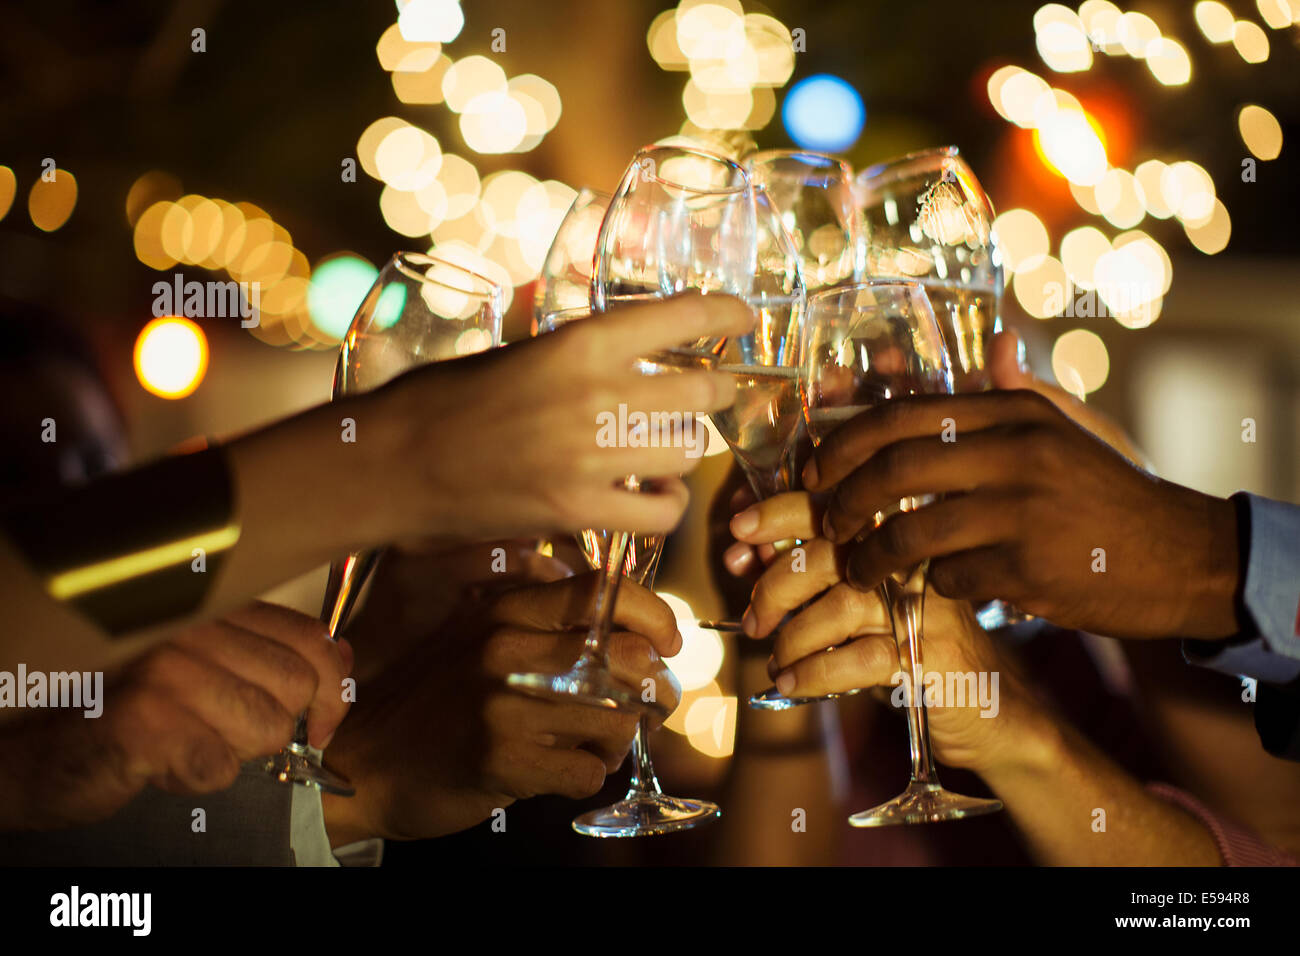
<box><xmin>1178</xmin><ymin>491</ymin><xmax>1241</xmax><ymax>641</ymax></box>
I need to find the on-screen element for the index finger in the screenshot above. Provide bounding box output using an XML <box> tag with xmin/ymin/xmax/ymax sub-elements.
<box><xmin>590</xmin><ymin>291</ymin><xmax>756</xmax><ymax>361</ymax></box>
<box><xmin>489</xmin><ymin>574</ymin><xmax>682</xmax><ymax>658</ymax></box>
<box><xmin>804</xmin><ymin>390</ymin><xmax>1059</xmax><ymax>491</ymax></box>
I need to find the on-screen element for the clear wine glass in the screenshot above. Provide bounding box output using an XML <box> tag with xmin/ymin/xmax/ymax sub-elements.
<box><xmin>746</xmin><ymin>149</ymin><xmax>865</xmax><ymax>290</ymax></box>
<box><xmin>538</xmin><ymin>309</ymin><xmax>721</xmax><ymax>837</ymax></box>
<box><xmin>261</xmin><ymin>252</ymin><xmax>503</xmax><ymax>795</ymax></box>
<box><xmin>506</xmin><ymin>144</ymin><xmax>756</xmax><ymax>717</ymax></box>
<box><xmin>856</xmin><ymin>146</ymin><xmax>1023</xmax><ymax>629</ymax></box>
<box><xmin>702</xmin><ymin>152</ymin><xmax>862</xmax><ymax>639</ymax></box>
<box><xmin>802</xmin><ymin>280</ymin><xmax>1002</xmax><ymax>825</ymax></box>
<box><xmin>532</xmin><ymin>188</ymin><xmax>610</xmax><ymax>334</ymax></box>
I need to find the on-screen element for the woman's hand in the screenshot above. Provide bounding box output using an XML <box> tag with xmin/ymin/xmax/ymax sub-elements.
<box><xmin>371</xmin><ymin>292</ymin><xmax>756</xmax><ymax>542</ymax></box>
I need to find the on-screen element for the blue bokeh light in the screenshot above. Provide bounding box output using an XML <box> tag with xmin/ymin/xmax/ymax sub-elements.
<box><xmin>781</xmin><ymin>74</ymin><xmax>866</xmax><ymax>154</ymax></box>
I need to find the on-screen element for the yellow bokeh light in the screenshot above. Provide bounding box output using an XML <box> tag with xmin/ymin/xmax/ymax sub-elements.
<box><xmin>684</xmin><ymin>695</ymin><xmax>738</xmax><ymax>758</ymax></box>
<box><xmin>1051</xmin><ymin>329</ymin><xmax>1109</xmax><ymax>397</ymax></box>
<box><xmin>1134</xmin><ymin>160</ymin><xmax>1173</xmax><ymax>218</ymax></box>
<box><xmin>379</xmin><ymin>185</ymin><xmax>435</xmax><ymax>238</ymax></box>
<box><xmin>1161</xmin><ymin>161</ymin><xmax>1216</xmax><ymax>224</ymax></box>
<box><xmin>992</xmin><ymin>208</ymin><xmax>1050</xmax><ymax>273</ymax></box>
<box><xmin>391</xmin><ymin>53</ymin><xmax>451</xmax><ymax>105</ymax></box>
<box><xmin>133</xmin><ymin>200</ymin><xmax>178</xmax><ymax>270</ymax></box>
<box><xmin>660</xmin><ymin>592</ymin><xmax>725</xmax><ymax>691</ymax></box>
<box><xmin>134</xmin><ymin>317</ymin><xmax>209</xmax><ymax>399</ymax></box>
<box><xmin>125</xmin><ymin>170</ymin><xmax>182</xmax><ymax>228</ymax></box>
<box><xmin>1013</xmin><ymin>254</ymin><xmax>1069</xmax><ymax>319</ymax></box>
<box><xmin>460</xmin><ymin>91</ymin><xmax>529</xmax><ymax>153</ymax></box>
<box><xmin>358</xmin><ymin>117</ymin><xmax>409</xmax><ymax>181</ymax></box>
<box><xmin>441</xmin><ymin>55</ymin><xmax>507</xmax><ymax>113</ymax></box>
<box><xmin>397</xmin><ymin>0</ymin><xmax>464</xmax><ymax>44</ymax></box>
<box><xmin>1060</xmin><ymin>226</ymin><xmax>1110</xmax><ymax>290</ymax></box>
<box><xmin>1238</xmin><ymin>105</ymin><xmax>1283</xmax><ymax>160</ymax></box>
<box><xmin>1184</xmin><ymin>198</ymin><xmax>1231</xmax><ymax>254</ymax></box>
<box><xmin>1096</xmin><ymin>168</ymin><xmax>1145</xmax><ymax>229</ymax></box>
<box><xmin>376</xmin><ymin>125</ymin><xmax>442</xmax><ymax>190</ymax></box>
<box><xmin>376</xmin><ymin>22</ymin><xmax>440</xmax><ymax>71</ymax></box>
<box><xmin>28</xmin><ymin>169</ymin><xmax>78</xmax><ymax>232</ymax></box>
<box><xmin>1032</xmin><ymin>102</ymin><xmax>1108</xmax><ymax>185</ymax></box>
<box><xmin>1079</xmin><ymin>0</ymin><xmax>1123</xmax><ymax>51</ymax></box>
<box><xmin>647</xmin><ymin>8</ymin><xmax>689</xmax><ymax>70</ymax></box>
<box><xmin>0</xmin><ymin>166</ymin><xmax>15</xmax><ymax>222</ymax></box>
<box><xmin>1232</xmin><ymin>20</ymin><xmax>1270</xmax><ymax>62</ymax></box>
<box><xmin>998</xmin><ymin>70</ymin><xmax>1050</xmax><ymax>128</ymax></box>
<box><xmin>1256</xmin><ymin>0</ymin><xmax>1294</xmax><ymax>29</ymax></box>
<box><xmin>1035</xmin><ymin>5</ymin><xmax>1093</xmax><ymax>72</ymax></box>
<box><xmin>1144</xmin><ymin>37</ymin><xmax>1191</xmax><ymax>85</ymax></box>
<box><xmin>1117</xmin><ymin>11</ymin><xmax>1161</xmax><ymax>58</ymax></box>
<box><xmin>1194</xmin><ymin>1</ymin><xmax>1236</xmax><ymax>42</ymax></box>
<box><xmin>435</xmin><ymin>153</ymin><xmax>482</xmax><ymax>219</ymax></box>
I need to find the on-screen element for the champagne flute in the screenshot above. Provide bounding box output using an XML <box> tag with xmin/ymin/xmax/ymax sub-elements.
<box><xmin>261</xmin><ymin>252</ymin><xmax>502</xmax><ymax>794</ymax></box>
<box><xmin>856</xmin><ymin>146</ymin><xmax>1023</xmax><ymax>629</ymax></box>
<box><xmin>539</xmin><ymin>307</ymin><xmax>721</xmax><ymax>836</ymax></box>
<box><xmin>506</xmin><ymin>145</ymin><xmax>756</xmax><ymax>717</ymax></box>
<box><xmin>802</xmin><ymin>280</ymin><xmax>1002</xmax><ymax>825</ymax></box>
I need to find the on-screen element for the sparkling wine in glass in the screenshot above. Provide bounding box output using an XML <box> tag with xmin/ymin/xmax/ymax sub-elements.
<box><xmin>803</xmin><ymin>280</ymin><xmax>1002</xmax><ymax>825</ymax></box>
<box><xmin>856</xmin><ymin>146</ymin><xmax>1021</xmax><ymax>629</ymax></box>
<box><xmin>261</xmin><ymin>252</ymin><xmax>502</xmax><ymax>795</ymax></box>
<box><xmin>505</xmin><ymin>145</ymin><xmax>756</xmax><ymax>717</ymax></box>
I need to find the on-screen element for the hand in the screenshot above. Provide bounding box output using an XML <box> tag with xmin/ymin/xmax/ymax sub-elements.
<box><xmin>370</xmin><ymin>292</ymin><xmax>755</xmax><ymax>541</ymax></box>
<box><xmin>322</xmin><ymin>573</ymin><xmax>683</xmax><ymax>844</ymax></box>
<box><xmin>0</xmin><ymin>602</ymin><xmax>351</xmax><ymax>831</ymax></box>
<box><xmin>726</xmin><ymin>494</ymin><xmax>1053</xmax><ymax>773</ymax></box>
<box><xmin>344</xmin><ymin>539</ymin><xmax>573</xmax><ymax>682</ymax></box>
<box><xmin>804</xmin><ymin>389</ymin><xmax>1240</xmax><ymax>640</ymax></box>
<box><xmin>988</xmin><ymin>329</ymin><xmax>1149</xmax><ymax>468</ymax></box>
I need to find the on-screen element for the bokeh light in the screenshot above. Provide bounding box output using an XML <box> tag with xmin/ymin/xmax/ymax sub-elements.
<box><xmin>133</xmin><ymin>317</ymin><xmax>209</xmax><ymax>399</ymax></box>
<box><xmin>781</xmin><ymin>74</ymin><xmax>865</xmax><ymax>153</ymax></box>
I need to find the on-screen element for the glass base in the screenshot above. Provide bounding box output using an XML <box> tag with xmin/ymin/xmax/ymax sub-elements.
<box><xmin>507</xmin><ymin>667</ymin><xmax>668</xmax><ymax>719</ymax></box>
<box><xmin>572</xmin><ymin>791</ymin><xmax>720</xmax><ymax>838</ymax></box>
<box><xmin>848</xmin><ymin>781</ymin><xmax>1002</xmax><ymax>827</ymax></box>
<box><xmin>748</xmin><ymin>684</ymin><xmax>862</xmax><ymax>710</ymax></box>
<box><xmin>261</xmin><ymin>745</ymin><xmax>355</xmax><ymax>797</ymax></box>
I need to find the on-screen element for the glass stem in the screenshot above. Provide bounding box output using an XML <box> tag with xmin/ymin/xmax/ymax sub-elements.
<box><xmin>895</xmin><ymin>579</ymin><xmax>940</xmax><ymax>787</ymax></box>
<box><xmin>574</xmin><ymin>530</ymin><xmax>631</xmax><ymax>672</ymax></box>
<box><xmin>626</xmin><ymin>540</ymin><xmax>667</xmax><ymax>798</ymax></box>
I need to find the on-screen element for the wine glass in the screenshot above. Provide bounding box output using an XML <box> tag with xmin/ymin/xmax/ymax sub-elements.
<box><xmin>506</xmin><ymin>144</ymin><xmax>756</xmax><ymax>717</ymax></box>
<box><xmin>539</xmin><ymin>307</ymin><xmax>721</xmax><ymax>837</ymax></box>
<box><xmin>261</xmin><ymin>252</ymin><xmax>503</xmax><ymax>794</ymax></box>
<box><xmin>703</xmin><ymin>153</ymin><xmax>862</xmax><ymax>636</ymax></box>
<box><xmin>532</xmin><ymin>188</ymin><xmax>610</xmax><ymax>334</ymax></box>
<box><xmin>746</xmin><ymin>149</ymin><xmax>865</xmax><ymax>290</ymax></box>
<box><xmin>856</xmin><ymin>146</ymin><xmax>1022</xmax><ymax>628</ymax></box>
<box><xmin>802</xmin><ymin>280</ymin><xmax>1002</xmax><ymax>826</ymax></box>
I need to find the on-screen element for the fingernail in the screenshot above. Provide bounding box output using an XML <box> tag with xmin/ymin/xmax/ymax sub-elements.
<box><xmin>730</xmin><ymin>507</ymin><xmax>759</xmax><ymax>537</ymax></box>
<box><xmin>724</xmin><ymin>542</ymin><xmax>755</xmax><ymax>574</ymax></box>
<box><xmin>775</xmin><ymin>670</ymin><xmax>795</xmax><ymax>696</ymax></box>
<box><xmin>741</xmin><ymin>608</ymin><xmax>756</xmax><ymax>637</ymax></box>
<box><xmin>802</xmin><ymin>459</ymin><xmax>819</xmax><ymax>488</ymax></box>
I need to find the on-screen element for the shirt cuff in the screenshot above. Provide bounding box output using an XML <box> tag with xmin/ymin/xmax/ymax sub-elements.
<box><xmin>1184</xmin><ymin>493</ymin><xmax>1300</xmax><ymax>684</ymax></box>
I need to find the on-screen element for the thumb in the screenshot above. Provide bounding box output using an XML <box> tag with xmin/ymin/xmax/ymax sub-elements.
<box><xmin>988</xmin><ymin>328</ymin><xmax>1031</xmax><ymax>391</ymax></box>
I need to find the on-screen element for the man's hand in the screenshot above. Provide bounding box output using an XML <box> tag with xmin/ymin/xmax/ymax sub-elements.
<box><xmin>321</xmin><ymin>573</ymin><xmax>682</xmax><ymax>845</ymax></box>
<box><xmin>0</xmin><ymin>602</ymin><xmax>351</xmax><ymax>831</ymax></box>
<box><xmin>802</xmin><ymin>388</ymin><xmax>1240</xmax><ymax>640</ymax></box>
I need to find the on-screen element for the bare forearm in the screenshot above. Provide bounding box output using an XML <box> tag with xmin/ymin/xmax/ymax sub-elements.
<box><xmin>982</xmin><ymin>720</ymin><xmax>1221</xmax><ymax>866</ymax></box>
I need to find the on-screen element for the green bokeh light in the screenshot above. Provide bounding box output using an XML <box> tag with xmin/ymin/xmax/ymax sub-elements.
<box><xmin>307</xmin><ymin>255</ymin><xmax>379</xmax><ymax>338</ymax></box>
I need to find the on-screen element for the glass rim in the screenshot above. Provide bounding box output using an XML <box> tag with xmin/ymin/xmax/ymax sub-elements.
<box><xmin>807</xmin><ymin>278</ymin><xmax>926</xmax><ymax>306</ymax></box>
<box><xmin>629</xmin><ymin>144</ymin><xmax>751</xmax><ymax>195</ymax></box>
<box><xmin>388</xmin><ymin>251</ymin><xmax>502</xmax><ymax>299</ymax></box>
<box><xmin>745</xmin><ymin>148</ymin><xmax>853</xmax><ymax>180</ymax></box>
<box><xmin>855</xmin><ymin>145</ymin><xmax>963</xmax><ymax>188</ymax></box>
